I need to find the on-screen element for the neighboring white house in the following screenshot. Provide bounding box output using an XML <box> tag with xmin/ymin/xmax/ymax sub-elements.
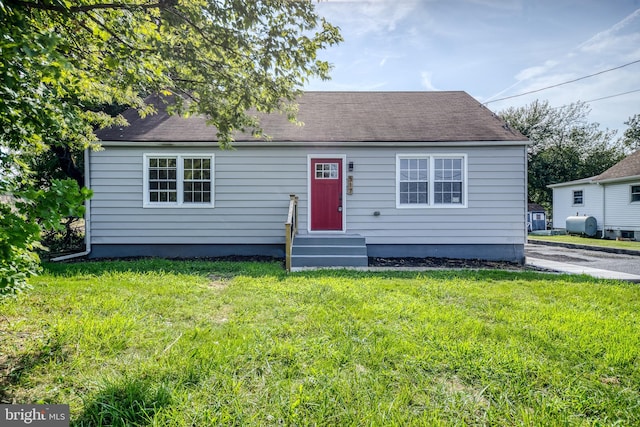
<box><xmin>549</xmin><ymin>149</ymin><xmax>640</xmax><ymax>240</ymax></box>
<box><xmin>86</xmin><ymin>91</ymin><xmax>529</xmax><ymax>266</ymax></box>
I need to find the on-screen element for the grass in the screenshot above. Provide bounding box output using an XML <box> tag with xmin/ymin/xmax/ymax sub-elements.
<box><xmin>528</xmin><ymin>234</ymin><xmax>640</xmax><ymax>252</ymax></box>
<box><xmin>1</xmin><ymin>260</ymin><xmax>639</xmax><ymax>426</ymax></box>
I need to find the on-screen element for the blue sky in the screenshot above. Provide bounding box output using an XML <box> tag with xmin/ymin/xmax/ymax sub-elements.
<box><xmin>307</xmin><ymin>0</ymin><xmax>640</xmax><ymax>136</ymax></box>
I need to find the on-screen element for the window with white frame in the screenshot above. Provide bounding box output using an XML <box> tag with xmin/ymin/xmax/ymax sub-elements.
<box><xmin>315</xmin><ymin>162</ymin><xmax>339</xmax><ymax>179</ymax></box>
<box><xmin>631</xmin><ymin>185</ymin><xmax>640</xmax><ymax>203</ymax></box>
<box><xmin>397</xmin><ymin>154</ymin><xmax>466</xmax><ymax>208</ymax></box>
<box><xmin>434</xmin><ymin>158</ymin><xmax>463</xmax><ymax>204</ymax></box>
<box><xmin>572</xmin><ymin>190</ymin><xmax>584</xmax><ymax>205</ymax></box>
<box><xmin>144</xmin><ymin>154</ymin><xmax>214</xmax><ymax>207</ymax></box>
<box><xmin>398</xmin><ymin>157</ymin><xmax>429</xmax><ymax>205</ymax></box>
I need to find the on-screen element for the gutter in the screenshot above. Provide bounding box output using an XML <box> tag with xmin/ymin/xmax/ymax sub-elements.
<box><xmin>99</xmin><ymin>139</ymin><xmax>529</xmax><ymax>148</ymax></box>
<box><xmin>51</xmin><ymin>148</ymin><xmax>91</xmax><ymax>262</ymax></box>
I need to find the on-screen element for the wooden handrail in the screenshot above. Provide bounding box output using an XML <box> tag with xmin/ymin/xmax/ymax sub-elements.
<box><xmin>285</xmin><ymin>194</ymin><xmax>299</xmax><ymax>272</ymax></box>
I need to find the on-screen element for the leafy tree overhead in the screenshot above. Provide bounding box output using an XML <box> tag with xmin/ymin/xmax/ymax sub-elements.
<box><xmin>499</xmin><ymin>100</ymin><xmax>625</xmax><ymax>213</ymax></box>
<box><xmin>0</xmin><ymin>0</ymin><xmax>342</xmax><ymax>295</ymax></box>
<box><xmin>621</xmin><ymin>114</ymin><xmax>640</xmax><ymax>151</ymax></box>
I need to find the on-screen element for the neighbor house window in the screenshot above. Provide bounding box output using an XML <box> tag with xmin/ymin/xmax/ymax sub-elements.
<box><xmin>396</xmin><ymin>154</ymin><xmax>466</xmax><ymax>208</ymax></box>
<box><xmin>631</xmin><ymin>185</ymin><xmax>640</xmax><ymax>203</ymax></box>
<box><xmin>144</xmin><ymin>154</ymin><xmax>214</xmax><ymax>207</ymax></box>
<box><xmin>572</xmin><ymin>190</ymin><xmax>584</xmax><ymax>205</ymax></box>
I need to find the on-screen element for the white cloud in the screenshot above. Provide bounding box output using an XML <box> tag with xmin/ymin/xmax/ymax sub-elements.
<box><xmin>514</xmin><ymin>60</ymin><xmax>559</xmax><ymax>81</ymax></box>
<box><xmin>318</xmin><ymin>0</ymin><xmax>424</xmax><ymax>36</ymax></box>
<box><xmin>465</xmin><ymin>0</ymin><xmax>523</xmax><ymax>12</ymax></box>
<box><xmin>579</xmin><ymin>8</ymin><xmax>640</xmax><ymax>53</ymax></box>
<box><xmin>420</xmin><ymin>71</ymin><xmax>438</xmax><ymax>91</ymax></box>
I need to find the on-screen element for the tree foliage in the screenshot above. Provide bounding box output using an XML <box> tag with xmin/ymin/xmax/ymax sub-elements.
<box><xmin>621</xmin><ymin>114</ymin><xmax>640</xmax><ymax>151</ymax></box>
<box><xmin>499</xmin><ymin>100</ymin><xmax>625</xmax><ymax>212</ymax></box>
<box><xmin>0</xmin><ymin>0</ymin><xmax>341</xmax><ymax>295</ymax></box>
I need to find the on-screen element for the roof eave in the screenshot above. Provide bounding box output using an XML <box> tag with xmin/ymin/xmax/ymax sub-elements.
<box><xmin>98</xmin><ymin>139</ymin><xmax>529</xmax><ymax>148</ymax></box>
<box><xmin>593</xmin><ymin>174</ymin><xmax>640</xmax><ymax>184</ymax></box>
<box><xmin>547</xmin><ymin>177</ymin><xmax>597</xmax><ymax>188</ymax></box>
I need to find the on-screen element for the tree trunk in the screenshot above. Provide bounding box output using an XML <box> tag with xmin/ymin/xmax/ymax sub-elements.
<box><xmin>52</xmin><ymin>145</ymin><xmax>84</xmax><ymax>188</ymax></box>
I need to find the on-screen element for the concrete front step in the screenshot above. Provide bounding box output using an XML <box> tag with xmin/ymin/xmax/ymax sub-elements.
<box><xmin>291</xmin><ymin>234</ymin><xmax>368</xmax><ymax>268</ymax></box>
<box><xmin>290</xmin><ymin>255</ymin><xmax>369</xmax><ymax>268</ymax></box>
<box><xmin>293</xmin><ymin>234</ymin><xmax>366</xmax><ymax>246</ymax></box>
<box><xmin>292</xmin><ymin>245</ymin><xmax>368</xmax><ymax>256</ymax></box>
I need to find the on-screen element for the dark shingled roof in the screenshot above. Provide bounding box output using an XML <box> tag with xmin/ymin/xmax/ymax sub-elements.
<box><xmin>96</xmin><ymin>91</ymin><xmax>527</xmax><ymax>143</ymax></box>
<box><xmin>528</xmin><ymin>203</ymin><xmax>546</xmax><ymax>213</ymax></box>
<box><xmin>594</xmin><ymin>149</ymin><xmax>640</xmax><ymax>182</ymax></box>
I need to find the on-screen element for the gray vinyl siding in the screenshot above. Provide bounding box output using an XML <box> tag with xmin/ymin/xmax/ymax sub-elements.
<box><xmin>90</xmin><ymin>147</ymin><xmax>304</xmax><ymax>245</ymax></box>
<box><xmin>89</xmin><ymin>144</ymin><xmax>527</xmax><ymax>246</ymax></box>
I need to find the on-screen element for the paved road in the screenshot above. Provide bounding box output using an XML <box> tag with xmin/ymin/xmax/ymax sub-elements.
<box><xmin>526</xmin><ymin>242</ymin><xmax>640</xmax><ymax>276</ymax></box>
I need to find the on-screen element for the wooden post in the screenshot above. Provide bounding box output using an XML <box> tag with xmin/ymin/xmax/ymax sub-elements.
<box><xmin>285</xmin><ymin>222</ymin><xmax>292</xmax><ymax>272</ymax></box>
<box><xmin>293</xmin><ymin>195</ymin><xmax>299</xmax><ymax>236</ymax></box>
<box><xmin>285</xmin><ymin>194</ymin><xmax>298</xmax><ymax>272</ymax></box>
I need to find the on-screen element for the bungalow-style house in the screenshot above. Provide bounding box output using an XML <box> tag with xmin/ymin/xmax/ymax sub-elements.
<box><xmin>549</xmin><ymin>149</ymin><xmax>640</xmax><ymax>240</ymax></box>
<box><xmin>82</xmin><ymin>91</ymin><xmax>529</xmax><ymax>267</ymax></box>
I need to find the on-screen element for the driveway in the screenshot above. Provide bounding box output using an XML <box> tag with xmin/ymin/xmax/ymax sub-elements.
<box><xmin>526</xmin><ymin>242</ymin><xmax>640</xmax><ymax>280</ymax></box>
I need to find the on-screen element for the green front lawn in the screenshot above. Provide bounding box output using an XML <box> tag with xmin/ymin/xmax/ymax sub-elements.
<box><xmin>528</xmin><ymin>234</ymin><xmax>640</xmax><ymax>252</ymax></box>
<box><xmin>2</xmin><ymin>260</ymin><xmax>639</xmax><ymax>426</ymax></box>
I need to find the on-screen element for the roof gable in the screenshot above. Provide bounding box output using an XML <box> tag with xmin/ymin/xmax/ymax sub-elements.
<box><xmin>593</xmin><ymin>149</ymin><xmax>640</xmax><ymax>182</ymax></box>
<box><xmin>96</xmin><ymin>91</ymin><xmax>527</xmax><ymax>144</ymax></box>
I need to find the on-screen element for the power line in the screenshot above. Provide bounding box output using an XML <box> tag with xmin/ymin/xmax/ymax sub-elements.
<box><xmin>483</xmin><ymin>58</ymin><xmax>640</xmax><ymax>104</ymax></box>
<box><xmin>582</xmin><ymin>88</ymin><xmax>640</xmax><ymax>104</ymax></box>
<box><xmin>550</xmin><ymin>88</ymin><xmax>640</xmax><ymax>110</ymax></box>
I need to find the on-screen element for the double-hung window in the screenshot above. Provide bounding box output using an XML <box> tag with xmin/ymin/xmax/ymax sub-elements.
<box><xmin>572</xmin><ymin>190</ymin><xmax>584</xmax><ymax>206</ymax></box>
<box><xmin>144</xmin><ymin>154</ymin><xmax>214</xmax><ymax>207</ymax></box>
<box><xmin>434</xmin><ymin>158</ymin><xmax>463</xmax><ymax>204</ymax></box>
<box><xmin>631</xmin><ymin>185</ymin><xmax>640</xmax><ymax>203</ymax></box>
<box><xmin>398</xmin><ymin>157</ymin><xmax>429</xmax><ymax>205</ymax></box>
<box><xmin>397</xmin><ymin>154</ymin><xmax>467</xmax><ymax>208</ymax></box>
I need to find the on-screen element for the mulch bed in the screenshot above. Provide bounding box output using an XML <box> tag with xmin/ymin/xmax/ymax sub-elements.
<box><xmin>50</xmin><ymin>254</ymin><xmax>550</xmax><ymax>271</ymax></box>
<box><xmin>368</xmin><ymin>256</ymin><xmax>529</xmax><ymax>270</ymax></box>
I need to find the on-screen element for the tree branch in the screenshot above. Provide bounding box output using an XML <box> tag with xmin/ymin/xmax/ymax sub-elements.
<box><xmin>51</xmin><ymin>145</ymin><xmax>84</xmax><ymax>188</ymax></box>
<box><xmin>8</xmin><ymin>0</ymin><xmax>176</xmax><ymax>13</ymax></box>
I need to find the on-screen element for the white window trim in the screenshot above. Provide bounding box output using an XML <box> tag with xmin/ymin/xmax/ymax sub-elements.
<box><xmin>572</xmin><ymin>189</ymin><xmax>584</xmax><ymax>206</ymax></box>
<box><xmin>396</xmin><ymin>153</ymin><xmax>468</xmax><ymax>209</ymax></box>
<box><xmin>143</xmin><ymin>153</ymin><xmax>215</xmax><ymax>208</ymax></box>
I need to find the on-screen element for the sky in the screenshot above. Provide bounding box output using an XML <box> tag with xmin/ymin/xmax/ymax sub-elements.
<box><xmin>306</xmin><ymin>0</ymin><xmax>640</xmax><ymax>136</ymax></box>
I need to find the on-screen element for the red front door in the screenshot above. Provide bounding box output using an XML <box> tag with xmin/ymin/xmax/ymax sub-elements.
<box><xmin>310</xmin><ymin>158</ymin><xmax>343</xmax><ymax>231</ymax></box>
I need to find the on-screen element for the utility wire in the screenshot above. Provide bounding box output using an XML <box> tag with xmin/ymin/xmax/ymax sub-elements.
<box><xmin>483</xmin><ymin>58</ymin><xmax>640</xmax><ymax>104</ymax></box>
<box><xmin>582</xmin><ymin>88</ymin><xmax>640</xmax><ymax>103</ymax></box>
<box><xmin>550</xmin><ymin>88</ymin><xmax>640</xmax><ymax>110</ymax></box>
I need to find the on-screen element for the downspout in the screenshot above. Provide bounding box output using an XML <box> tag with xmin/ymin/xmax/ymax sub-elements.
<box><xmin>51</xmin><ymin>148</ymin><xmax>92</xmax><ymax>261</ymax></box>
<box><xmin>523</xmin><ymin>144</ymin><xmax>528</xmax><ymax>264</ymax></box>
<box><xmin>600</xmin><ymin>183</ymin><xmax>606</xmax><ymax>239</ymax></box>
